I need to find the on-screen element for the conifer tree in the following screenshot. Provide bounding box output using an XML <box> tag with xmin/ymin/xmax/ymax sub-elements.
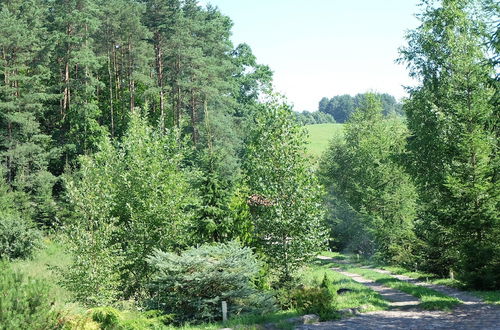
<box><xmin>96</xmin><ymin>0</ymin><xmax>153</xmax><ymax>137</ymax></box>
<box><xmin>400</xmin><ymin>0</ymin><xmax>499</xmax><ymax>288</ymax></box>
<box><xmin>0</xmin><ymin>0</ymin><xmax>57</xmax><ymax>225</ymax></box>
<box><xmin>49</xmin><ymin>0</ymin><xmax>106</xmax><ymax>157</ymax></box>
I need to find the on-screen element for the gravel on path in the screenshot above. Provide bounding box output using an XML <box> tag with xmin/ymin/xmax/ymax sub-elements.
<box><xmin>297</xmin><ymin>257</ymin><xmax>500</xmax><ymax>329</ymax></box>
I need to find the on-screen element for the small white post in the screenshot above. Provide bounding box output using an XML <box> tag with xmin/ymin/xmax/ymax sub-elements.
<box><xmin>222</xmin><ymin>301</ymin><xmax>228</xmax><ymax>322</ymax></box>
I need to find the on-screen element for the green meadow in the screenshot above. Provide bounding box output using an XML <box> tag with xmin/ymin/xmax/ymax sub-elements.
<box><xmin>305</xmin><ymin>123</ymin><xmax>344</xmax><ymax>159</ymax></box>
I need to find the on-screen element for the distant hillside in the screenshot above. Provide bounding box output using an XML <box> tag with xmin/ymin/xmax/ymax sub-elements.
<box><xmin>305</xmin><ymin>123</ymin><xmax>344</xmax><ymax>159</ymax></box>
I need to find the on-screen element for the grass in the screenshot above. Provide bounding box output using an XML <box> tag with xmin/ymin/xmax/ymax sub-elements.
<box><xmin>10</xmin><ymin>235</ymin><xmax>81</xmax><ymax>313</ymax></box>
<box><xmin>168</xmin><ymin>311</ymin><xmax>303</xmax><ymax>330</ymax></box>
<box><xmin>319</xmin><ymin>250</ymin><xmax>346</xmax><ymax>259</ymax></box>
<box><xmin>304</xmin><ymin>123</ymin><xmax>343</xmax><ymax>159</ymax></box>
<box><xmin>470</xmin><ymin>291</ymin><xmax>500</xmax><ymax>305</ymax></box>
<box><xmin>382</xmin><ymin>266</ymin><xmax>440</xmax><ymax>283</ymax></box>
<box><xmin>380</xmin><ymin>266</ymin><xmax>500</xmax><ymax>305</ymax></box>
<box><xmin>346</xmin><ymin>267</ymin><xmax>461</xmax><ymax>310</ymax></box>
<box><xmin>299</xmin><ymin>259</ymin><xmax>390</xmax><ymax>313</ymax></box>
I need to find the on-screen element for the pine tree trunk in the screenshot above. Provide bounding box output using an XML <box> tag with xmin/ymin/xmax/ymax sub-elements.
<box><xmin>108</xmin><ymin>48</ymin><xmax>114</xmax><ymax>137</ymax></box>
<box><xmin>190</xmin><ymin>88</ymin><xmax>197</xmax><ymax>144</ymax></box>
<box><xmin>62</xmin><ymin>24</ymin><xmax>72</xmax><ymax>119</ymax></box>
<box><xmin>154</xmin><ymin>32</ymin><xmax>165</xmax><ymax>130</ymax></box>
<box><xmin>128</xmin><ymin>40</ymin><xmax>135</xmax><ymax>113</ymax></box>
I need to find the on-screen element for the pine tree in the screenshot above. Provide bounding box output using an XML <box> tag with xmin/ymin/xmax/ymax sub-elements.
<box><xmin>96</xmin><ymin>0</ymin><xmax>154</xmax><ymax>137</ymax></box>
<box><xmin>49</xmin><ymin>0</ymin><xmax>106</xmax><ymax>158</ymax></box>
<box><xmin>193</xmin><ymin>150</ymin><xmax>235</xmax><ymax>243</ymax></box>
<box><xmin>0</xmin><ymin>0</ymin><xmax>57</xmax><ymax>226</ymax></box>
<box><xmin>399</xmin><ymin>0</ymin><xmax>499</xmax><ymax>288</ymax></box>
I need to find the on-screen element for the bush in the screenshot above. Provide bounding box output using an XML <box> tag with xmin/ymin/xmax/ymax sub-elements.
<box><xmin>89</xmin><ymin>307</ymin><xmax>121</xmax><ymax>328</ymax></box>
<box><xmin>0</xmin><ymin>262</ymin><xmax>60</xmax><ymax>329</ymax></box>
<box><xmin>146</xmin><ymin>241</ymin><xmax>275</xmax><ymax>324</ymax></box>
<box><xmin>0</xmin><ymin>211</ymin><xmax>41</xmax><ymax>260</ymax></box>
<box><xmin>293</xmin><ymin>286</ymin><xmax>336</xmax><ymax>320</ymax></box>
<box><xmin>276</xmin><ymin>275</ymin><xmax>337</xmax><ymax>321</ymax></box>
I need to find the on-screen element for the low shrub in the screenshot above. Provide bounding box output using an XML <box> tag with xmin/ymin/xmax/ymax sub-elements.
<box><xmin>0</xmin><ymin>211</ymin><xmax>41</xmax><ymax>260</ymax></box>
<box><xmin>146</xmin><ymin>241</ymin><xmax>276</xmax><ymax>324</ymax></box>
<box><xmin>292</xmin><ymin>286</ymin><xmax>336</xmax><ymax>320</ymax></box>
<box><xmin>89</xmin><ymin>307</ymin><xmax>121</xmax><ymax>328</ymax></box>
<box><xmin>276</xmin><ymin>274</ymin><xmax>337</xmax><ymax>320</ymax></box>
<box><xmin>0</xmin><ymin>262</ymin><xmax>60</xmax><ymax>329</ymax></box>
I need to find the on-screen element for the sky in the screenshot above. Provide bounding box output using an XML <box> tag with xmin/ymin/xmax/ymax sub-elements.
<box><xmin>202</xmin><ymin>0</ymin><xmax>422</xmax><ymax>111</ymax></box>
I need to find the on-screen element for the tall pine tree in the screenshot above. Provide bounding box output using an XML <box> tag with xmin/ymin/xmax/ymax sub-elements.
<box><xmin>400</xmin><ymin>0</ymin><xmax>499</xmax><ymax>288</ymax></box>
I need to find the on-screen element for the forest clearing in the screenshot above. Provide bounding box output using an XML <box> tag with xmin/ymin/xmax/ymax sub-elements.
<box><xmin>0</xmin><ymin>0</ymin><xmax>498</xmax><ymax>329</ymax></box>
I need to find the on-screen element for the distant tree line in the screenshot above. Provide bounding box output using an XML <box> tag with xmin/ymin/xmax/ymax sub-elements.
<box><xmin>318</xmin><ymin>93</ymin><xmax>404</xmax><ymax>123</ymax></box>
<box><xmin>294</xmin><ymin>110</ymin><xmax>335</xmax><ymax>125</ymax></box>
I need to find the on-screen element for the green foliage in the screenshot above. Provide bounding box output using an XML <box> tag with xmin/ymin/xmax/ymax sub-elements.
<box><xmin>299</xmin><ymin>260</ymin><xmax>390</xmax><ymax>313</ymax></box>
<box><xmin>90</xmin><ymin>307</ymin><xmax>121</xmax><ymax>328</ymax></box>
<box><xmin>193</xmin><ymin>150</ymin><xmax>237</xmax><ymax>243</ymax></box>
<box><xmin>147</xmin><ymin>241</ymin><xmax>275</xmax><ymax>324</ymax></box>
<box><xmin>276</xmin><ymin>281</ymin><xmax>337</xmax><ymax>321</ymax></box>
<box><xmin>0</xmin><ymin>1</ymin><xmax>58</xmax><ymax>227</ymax></box>
<box><xmin>294</xmin><ymin>111</ymin><xmax>335</xmax><ymax>126</ymax></box>
<box><xmin>243</xmin><ymin>98</ymin><xmax>328</xmax><ymax>284</ymax></box>
<box><xmin>0</xmin><ymin>262</ymin><xmax>60</xmax><ymax>329</ymax></box>
<box><xmin>58</xmin><ymin>225</ymin><xmax>122</xmax><ymax>307</ymax></box>
<box><xmin>291</xmin><ymin>286</ymin><xmax>336</xmax><ymax>320</ymax></box>
<box><xmin>192</xmin><ymin>151</ymin><xmax>255</xmax><ymax>245</ymax></box>
<box><xmin>61</xmin><ymin>307</ymin><xmax>171</xmax><ymax>330</ymax></box>
<box><xmin>61</xmin><ymin>112</ymin><xmax>195</xmax><ymax>304</ymax></box>
<box><xmin>0</xmin><ymin>177</ymin><xmax>41</xmax><ymax>260</ymax></box>
<box><xmin>318</xmin><ymin>93</ymin><xmax>403</xmax><ymax>123</ymax></box>
<box><xmin>399</xmin><ymin>0</ymin><xmax>499</xmax><ymax>288</ymax></box>
<box><xmin>319</xmin><ymin>93</ymin><xmax>417</xmax><ymax>265</ymax></box>
<box><xmin>0</xmin><ymin>211</ymin><xmax>41</xmax><ymax>260</ymax></box>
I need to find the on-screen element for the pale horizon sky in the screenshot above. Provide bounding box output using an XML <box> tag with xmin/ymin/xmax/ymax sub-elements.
<box><xmin>203</xmin><ymin>0</ymin><xmax>421</xmax><ymax>111</ymax></box>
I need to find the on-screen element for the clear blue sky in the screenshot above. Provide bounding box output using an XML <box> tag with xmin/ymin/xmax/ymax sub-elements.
<box><xmin>202</xmin><ymin>0</ymin><xmax>421</xmax><ymax>111</ymax></box>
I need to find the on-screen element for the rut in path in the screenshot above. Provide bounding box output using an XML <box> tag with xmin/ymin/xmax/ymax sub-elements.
<box><xmin>297</xmin><ymin>258</ymin><xmax>500</xmax><ymax>330</ymax></box>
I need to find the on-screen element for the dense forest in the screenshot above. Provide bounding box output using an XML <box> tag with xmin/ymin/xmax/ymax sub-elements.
<box><xmin>0</xmin><ymin>0</ymin><xmax>499</xmax><ymax>328</ymax></box>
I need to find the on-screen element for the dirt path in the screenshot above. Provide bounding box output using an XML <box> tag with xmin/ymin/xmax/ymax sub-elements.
<box><xmin>297</xmin><ymin>258</ymin><xmax>500</xmax><ymax>329</ymax></box>
<box><xmin>369</xmin><ymin>268</ymin><xmax>483</xmax><ymax>305</ymax></box>
<box><xmin>331</xmin><ymin>267</ymin><xmax>420</xmax><ymax>310</ymax></box>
